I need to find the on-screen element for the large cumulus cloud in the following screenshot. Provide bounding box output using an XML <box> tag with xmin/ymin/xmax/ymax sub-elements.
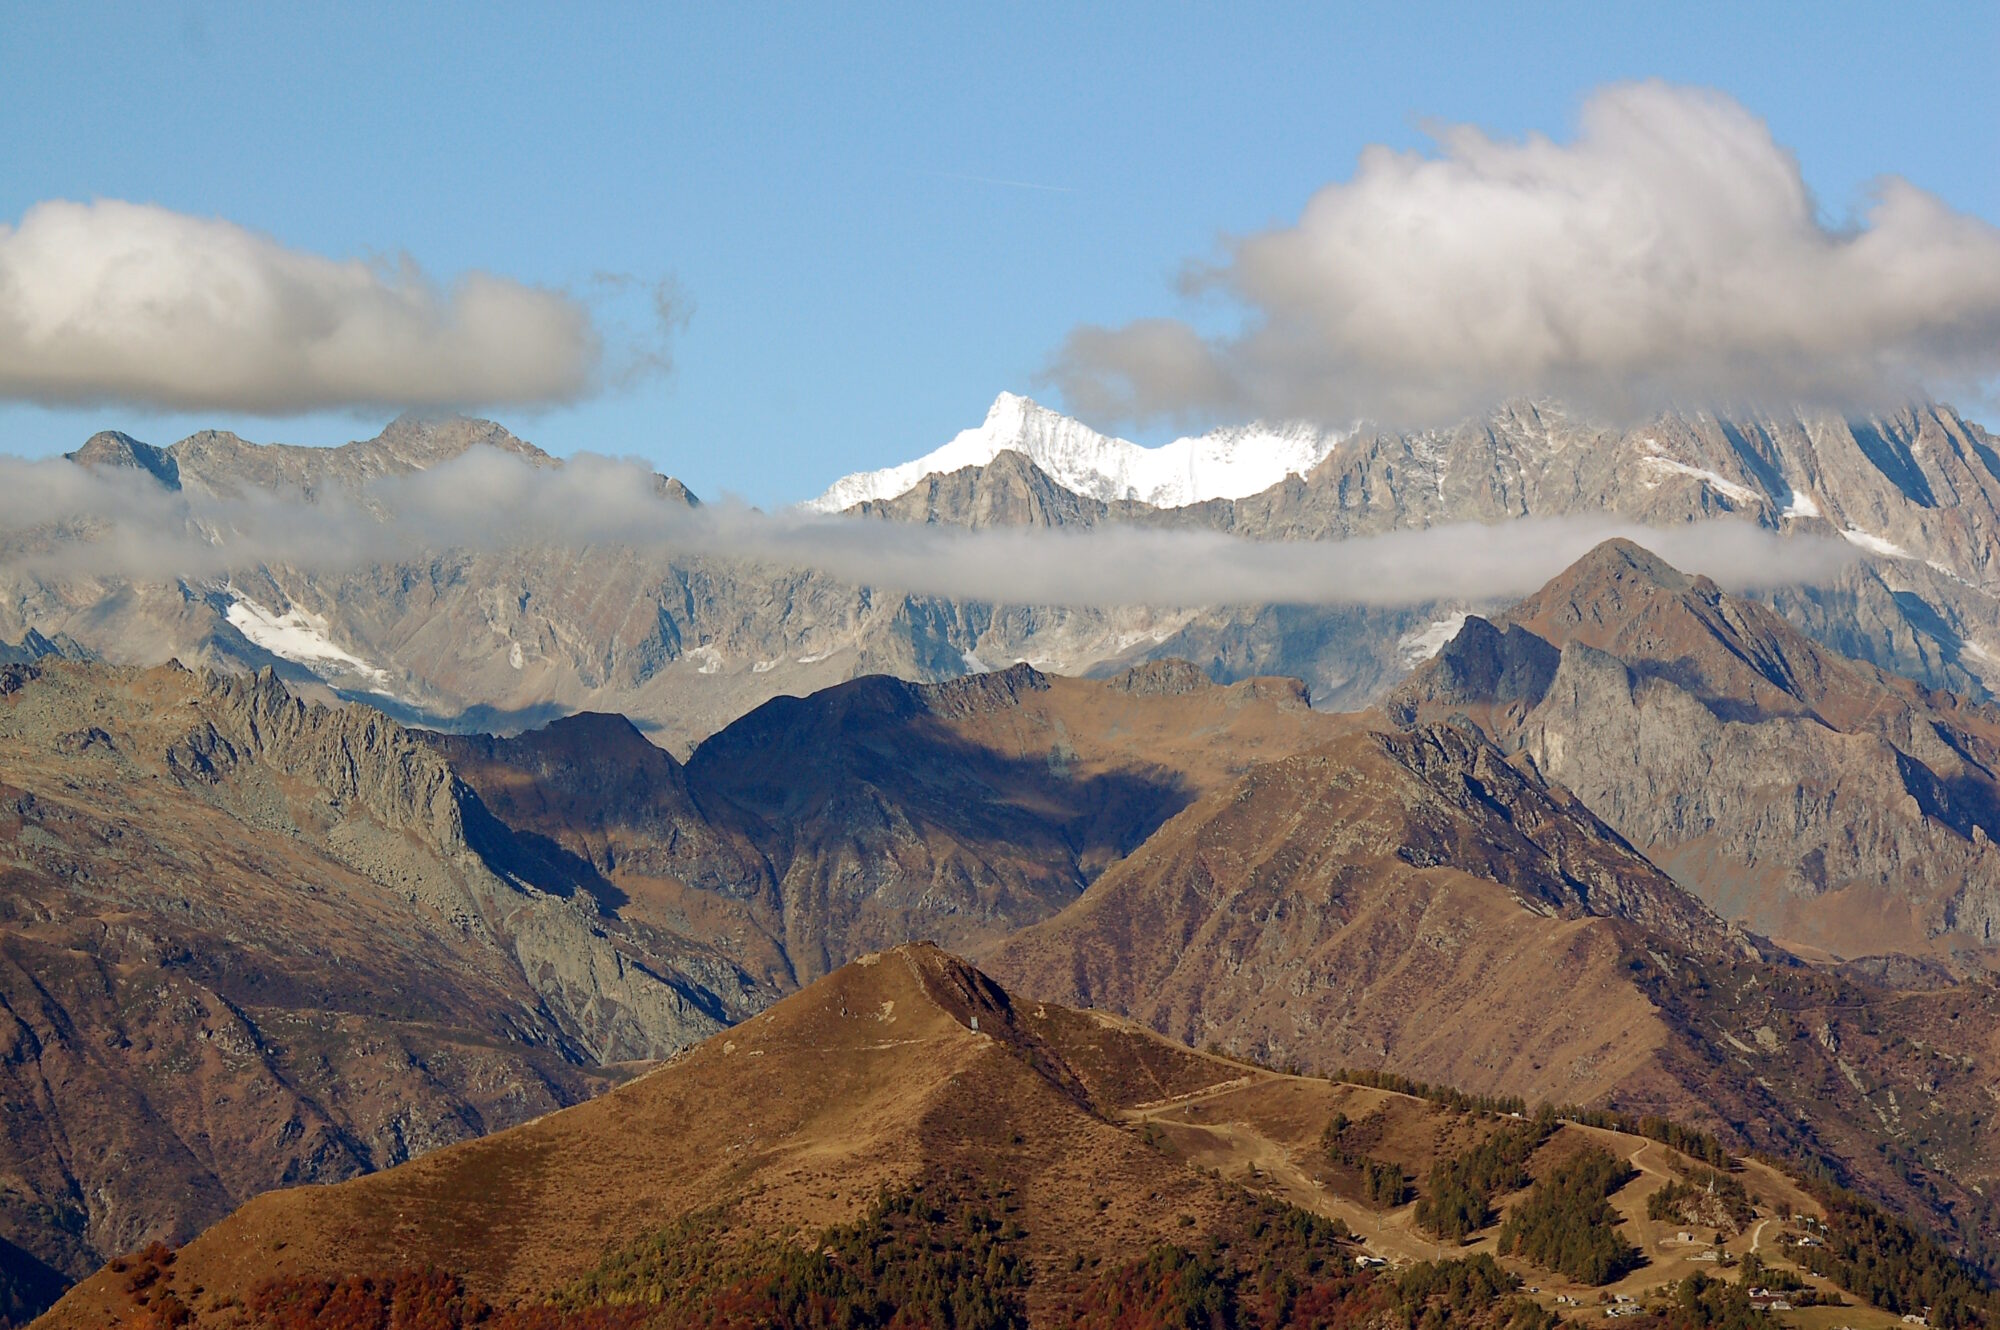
<box><xmin>0</xmin><ymin>199</ymin><xmax>604</xmax><ymax>413</ymax></box>
<box><xmin>1051</xmin><ymin>81</ymin><xmax>2000</xmax><ymax>428</ymax></box>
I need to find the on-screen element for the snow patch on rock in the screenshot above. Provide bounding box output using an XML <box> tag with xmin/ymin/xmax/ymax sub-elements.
<box><xmin>1840</xmin><ymin>527</ymin><xmax>1913</xmax><ymax>560</ymax></box>
<box><xmin>1399</xmin><ymin>611</ymin><xmax>1470</xmax><ymax>664</ymax></box>
<box><xmin>1781</xmin><ymin>489</ymin><xmax>1821</xmax><ymax>519</ymax></box>
<box><xmin>1638</xmin><ymin>455</ymin><xmax>1761</xmax><ymax>506</ymax></box>
<box><xmin>225</xmin><ymin>593</ymin><xmax>389</xmax><ymax>685</ymax></box>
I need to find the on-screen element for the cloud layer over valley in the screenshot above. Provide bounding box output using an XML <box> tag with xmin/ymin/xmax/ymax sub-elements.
<box><xmin>0</xmin><ymin>200</ymin><xmax>606</xmax><ymax>413</ymax></box>
<box><xmin>0</xmin><ymin>445</ymin><xmax>1857</xmax><ymax>609</ymax></box>
<box><xmin>1051</xmin><ymin>82</ymin><xmax>2000</xmax><ymax>429</ymax></box>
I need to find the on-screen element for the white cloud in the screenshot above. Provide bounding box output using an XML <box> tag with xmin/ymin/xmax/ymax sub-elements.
<box><xmin>0</xmin><ymin>199</ymin><xmax>604</xmax><ymax>413</ymax></box>
<box><xmin>0</xmin><ymin>445</ymin><xmax>1858</xmax><ymax>607</ymax></box>
<box><xmin>1051</xmin><ymin>81</ymin><xmax>2000</xmax><ymax>428</ymax></box>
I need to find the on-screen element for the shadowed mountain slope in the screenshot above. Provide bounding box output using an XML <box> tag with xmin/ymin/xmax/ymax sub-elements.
<box><xmin>433</xmin><ymin>661</ymin><xmax>1347</xmax><ymax>988</ymax></box>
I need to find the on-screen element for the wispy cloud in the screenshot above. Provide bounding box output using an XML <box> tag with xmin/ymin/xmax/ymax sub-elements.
<box><xmin>0</xmin><ymin>446</ymin><xmax>1857</xmax><ymax>607</ymax></box>
<box><xmin>0</xmin><ymin>200</ymin><xmax>618</xmax><ymax>414</ymax></box>
<box><xmin>1049</xmin><ymin>81</ymin><xmax>2000</xmax><ymax>429</ymax></box>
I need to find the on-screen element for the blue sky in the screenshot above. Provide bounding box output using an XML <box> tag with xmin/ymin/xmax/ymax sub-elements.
<box><xmin>3</xmin><ymin>2</ymin><xmax>1996</xmax><ymax>506</ymax></box>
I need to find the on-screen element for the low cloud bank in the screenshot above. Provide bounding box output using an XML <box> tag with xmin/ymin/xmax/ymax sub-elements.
<box><xmin>0</xmin><ymin>200</ymin><xmax>607</xmax><ymax>413</ymax></box>
<box><xmin>0</xmin><ymin>446</ymin><xmax>1857</xmax><ymax>608</ymax></box>
<box><xmin>1051</xmin><ymin>81</ymin><xmax>2000</xmax><ymax>429</ymax></box>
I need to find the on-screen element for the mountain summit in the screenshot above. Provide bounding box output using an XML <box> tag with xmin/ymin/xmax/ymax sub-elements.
<box><xmin>805</xmin><ymin>392</ymin><xmax>1345</xmax><ymax>512</ymax></box>
<box><xmin>1391</xmin><ymin>537</ymin><xmax>2000</xmax><ymax>956</ymax></box>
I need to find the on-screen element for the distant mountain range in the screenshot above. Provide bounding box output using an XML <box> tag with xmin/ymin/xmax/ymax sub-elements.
<box><xmin>12</xmin><ymin>394</ymin><xmax>2000</xmax><ymax>1322</ymax></box>
<box><xmin>10</xmin><ymin>394</ymin><xmax>2000</xmax><ymax>754</ymax></box>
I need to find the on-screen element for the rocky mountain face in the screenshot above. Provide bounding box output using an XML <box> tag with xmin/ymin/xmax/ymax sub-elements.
<box><xmin>0</xmin><ymin>651</ymin><xmax>1354</xmax><ymax>1314</ymax></box>
<box><xmin>0</xmin><ymin>658</ymin><xmax>771</xmax><ymax>1297</ymax></box>
<box><xmin>841</xmin><ymin>395</ymin><xmax>2000</xmax><ymax>704</ymax></box>
<box><xmin>1389</xmin><ymin>539</ymin><xmax>2000</xmax><ymax>958</ymax></box>
<box><xmin>10</xmin><ymin>541</ymin><xmax>2000</xmax><ymax>1317</ymax></box>
<box><xmin>982</xmin><ymin>712</ymin><xmax>2000</xmax><ymax>1273</ymax></box>
<box><xmin>17</xmin><ymin>414</ymin><xmax>1312</xmax><ymax>753</ymax></box>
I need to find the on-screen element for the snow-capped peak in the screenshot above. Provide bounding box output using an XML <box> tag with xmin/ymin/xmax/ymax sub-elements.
<box><xmin>803</xmin><ymin>393</ymin><xmax>1345</xmax><ymax>512</ymax></box>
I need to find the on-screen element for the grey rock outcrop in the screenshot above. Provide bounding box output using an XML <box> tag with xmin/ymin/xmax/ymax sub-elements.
<box><xmin>1391</xmin><ymin>540</ymin><xmax>2000</xmax><ymax>955</ymax></box>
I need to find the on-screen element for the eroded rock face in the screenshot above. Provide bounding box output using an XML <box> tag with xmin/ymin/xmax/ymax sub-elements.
<box><xmin>1391</xmin><ymin>540</ymin><xmax>2000</xmax><ymax>954</ymax></box>
<box><xmin>0</xmin><ymin>660</ymin><xmax>770</xmax><ymax>1294</ymax></box>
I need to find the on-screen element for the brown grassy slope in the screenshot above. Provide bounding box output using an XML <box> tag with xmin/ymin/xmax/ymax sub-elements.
<box><xmin>982</xmin><ymin>702</ymin><xmax>2000</xmax><ymax>1268</ymax></box>
<box><xmin>36</xmin><ymin>944</ymin><xmax>1261</xmax><ymax>1329</ymax></box>
<box><xmin>982</xmin><ymin>722</ymin><xmax>1732</xmax><ymax>1106</ymax></box>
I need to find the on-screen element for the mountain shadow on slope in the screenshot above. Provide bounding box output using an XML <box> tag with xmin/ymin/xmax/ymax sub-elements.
<box><xmin>438</xmin><ymin>663</ymin><xmax>1342</xmax><ymax>990</ymax></box>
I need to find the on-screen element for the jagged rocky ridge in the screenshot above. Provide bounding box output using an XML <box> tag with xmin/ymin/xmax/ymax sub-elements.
<box><xmin>1388</xmin><ymin>539</ymin><xmax>2000</xmax><ymax>957</ymax></box>
<box><xmin>0</xmin><ymin>657</ymin><xmax>767</xmax><ymax>1296</ymax></box>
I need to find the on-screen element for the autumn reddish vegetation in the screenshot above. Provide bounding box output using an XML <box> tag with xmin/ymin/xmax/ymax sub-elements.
<box><xmin>243</xmin><ymin>1270</ymin><xmax>649</xmax><ymax>1330</ymax></box>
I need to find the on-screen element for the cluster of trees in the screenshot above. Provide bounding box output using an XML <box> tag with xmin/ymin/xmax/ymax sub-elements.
<box><xmin>1054</xmin><ymin>1204</ymin><xmax>1550</xmax><ymax>1330</ymax></box>
<box><xmin>556</xmin><ymin>1208</ymin><xmax>769</xmax><ymax>1314</ymax></box>
<box><xmin>1645</xmin><ymin>1167</ymin><xmax>1757</xmax><ymax>1234</ymax></box>
<box><xmin>1554</xmin><ymin>1111</ymin><xmax>1730</xmax><ymax>1171</ymax></box>
<box><xmin>1050</xmin><ymin>1197</ymin><xmax>1370</xmax><ymax>1330</ymax></box>
<box><xmin>1494</xmin><ymin>1147</ymin><xmax>1642</xmax><ymax>1285</ymax></box>
<box><xmin>1413</xmin><ymin>1120</ymin><xmax>1554</xmax><ymax>1243</ymax></box>
<box><xmin>110</xmin><ymin>1242</ymin><xmax>191</xmax><ymax>1330</ymax></box>
<box><xmin>1649</xmin><ymin>1272</ymin><xmax>1772</xmax><ymax>1330</ymax></box>
<box><xmin>1319</xmin><ymin>1113</ymin><xmax>1411</xmax><ymax>1209</ymax></box>
<box><xmin>1390</xmin><ymin>1256</ymin><xmax>1557</xmax><ymax>1330</ymax></box>
<box><xmin>1788</xmin><ymin>1186</ymin><xmax>2000</xmax><ymax>1330</ymax></box>
<box><xmin>557</xmin><ymin>1175</ymin><xmax>1032</xmax><ymax>1330</ymax></box>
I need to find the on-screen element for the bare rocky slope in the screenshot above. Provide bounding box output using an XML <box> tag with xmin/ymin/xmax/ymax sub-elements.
<box><xmin>0</xmin><ymin>658</ymin><xmax>770</xmax><ymax>1303</ymax></box>
<box><xmin>1388</xmin><ymin>539</ymin><xmax>2000</xmax><ymax>959</ymax></box>
<box><xmin>0</xmin><ymin>652</ymin><xmax>1348</xmax><ymax>1319</ymax></box>
<box><xmin>983</xmin><ymin>721</ymin><xmax>1739</xmax><ymax>1104</ymax></box>
<box><xmin>981</xmin><ymin>543</ymin><xmax>2000</xmax><ymax>1268</ymax></box>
